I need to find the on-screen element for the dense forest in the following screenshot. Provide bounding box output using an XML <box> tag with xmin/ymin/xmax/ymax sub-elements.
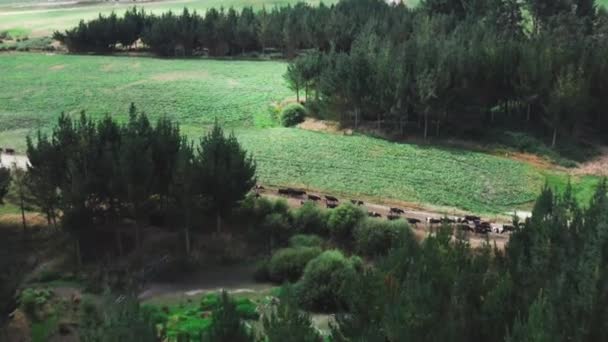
<box><xmin>54</xmin><ymin>0</ymin><xmax>608</xmax><ymax>148</ymax></box>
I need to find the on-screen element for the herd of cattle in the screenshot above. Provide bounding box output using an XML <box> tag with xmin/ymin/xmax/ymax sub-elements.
<box><xmin>0</xmin><ymin>148</ymin><xmax>16</xmax><ymax>154</ymax></box>
<box><xmin>256</xmin><ymin>186</ymin><xmax>520</xmax><ymax>235</ymax></box>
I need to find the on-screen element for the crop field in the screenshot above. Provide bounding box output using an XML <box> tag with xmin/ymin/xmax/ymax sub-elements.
<box><xmin>0</xmin><ymin>53</ymin><xmax>599</xmax><ymax>214</ymax></box>
<box><xmin>0</xmin><ymin>0</ymin><xmax>339</xmax><ymax>37</ymax></box>
<box><xmin>0</xmin><ymin>53</ymin><xmax>291</xmax><ymax>143</ymax></box>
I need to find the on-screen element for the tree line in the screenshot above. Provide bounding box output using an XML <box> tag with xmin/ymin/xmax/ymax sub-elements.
<box><xmin>4</xmin><ymin>105</ymin><xmax>255</xmax><ymax>263</ymax></box>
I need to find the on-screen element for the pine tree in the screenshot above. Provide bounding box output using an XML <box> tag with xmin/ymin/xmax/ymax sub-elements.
<box><xmin>203</xmin><ymin>291</ymin><xmax>254</xmax><ymax>342</ymax></box>
<box><xmin>196</xmin><ymin>120</ymin><xmax>256</xmax><ymax>233</ymax></box>
<box><xmin>263</xmin><ymin>284</ymin><xmax>321</xmax><ymax>342</ymax></box>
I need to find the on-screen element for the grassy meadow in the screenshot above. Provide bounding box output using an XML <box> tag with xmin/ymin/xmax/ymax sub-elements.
<box><xmin>1</xmin><ymin>52</ymin><xmax>599</xmax><ymax>214</ymax></box>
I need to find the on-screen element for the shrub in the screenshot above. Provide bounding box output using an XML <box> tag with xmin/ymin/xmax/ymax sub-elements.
<box><xmin>296</xmin><ymin>250</ymin><xmax>359</xmax><ymax>312</ymax></box>
<box><xmin>354</xmin><ymin>218</ymin><xmax>411</xmax><ymax>257</ymax></box>
<box><xmin>280</xmin><ymin>103</ymin><xmax>306</xmax><ymax>127</ymax></box>
<box><xmin>253</xmin><ymin>258</ymin><xmax>271</xmax><ymax>282</ymax></box>
<box><xmin>327</xmin><ymin>203</ymin><xmax>366</xmax><ymax>242</ymax></box>
<box><xmin>202</xmin><ymin>292</ymin><xmax>254</xmax><ymax>342</ymax></box>
<box><xmin>200</xmin><ymin>293</ymin><xmax>259</xmax><ymax>320</ymax></box>
<box><xmin>289</xmin><ymin>234</ymin><xmax>324</xmax><ymax>248</ymax></box>
<box><xmin>268</xmin><ymin>246</ymin><xmax>322</xmax><ymax>283</ymax></box>
<box><xmin>263</xmin><ymin>284</ymin><xmax>321</xmax><ymax>342</ymax></box>
<box><xmin>19</xmin><ymin>288</ymin><xmax>52</xmax><ymax>319</ymax></box>
<box><xmin>293</xmin><ymin>202</ymin><xmax>329</xmax><ymax>235</ymax></box>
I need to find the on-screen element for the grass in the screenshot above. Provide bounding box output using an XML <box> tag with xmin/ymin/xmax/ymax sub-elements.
<box><xmin>0</xmin><ymin>52</ymin><xmax>602</xmax><ymax>215</ymax></box>
<box><xmin>0</xmin><ymin>0</ymin><xmax>338</xmax><ymax>37</ymax></box>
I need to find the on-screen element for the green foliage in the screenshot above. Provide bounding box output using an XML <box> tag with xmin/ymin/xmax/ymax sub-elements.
<box><xmin>354</xmin><ymin>218</ymin><xmax>411</xmax><ymax>257</ymax></box>
<box><xmin>289</xmin><ymin>234</ymin><xmax>324</xmax><ymax>248</ymax></box>
<box><xmin>293</xmin><ymin>201</ymin><xmax>328</xmax><ymax>236</ymax></box>
<box><xmin>0</xmin><ymin>166</ymin><xmax>10</xmax><ymax>204</ymax></box>
<box><xmin>200</xmin><ymin>293</ymin><xmax>259</xmax><ymax>320</ymax></box>
<box><xmin>327</xmin><ymin>203</ymin><xmax>366</xmax><ymax>242</ymax></box>
<box><xmin>19</xmin><ymin>288</ymin><xmax>51</xmax><ymax>319</ymax></box>
<box><xmin>263</xmin><ymin>284</ymin><xmax>322</xmax><ymax>342</ymax></box>
<box><xmin>195</xmin><ymin>120</ymin><xmax>257</xmax><ymax>231</ymax></box>
<box><xmin>203</xmin><ymin>291</ymin><xmax>254</xmax><ymax>342</ymax></box>
<box><xmin>296</xmin><ymin>250</ymin><xmax>358</xmax><ymax>312</ymax></box>
<box><xmin>269</xmin><ymin>246</ymin><xmax>322</xmax><ymax>283</ymax></box>
<box><xmin>280</xmin><ymin>103</ymin><xmax>307</xmax><ymax>127</ymax></box>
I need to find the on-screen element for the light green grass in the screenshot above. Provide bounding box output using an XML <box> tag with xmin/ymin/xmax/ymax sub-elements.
<box><xmin>0</xmin><ymin>0</ymin><xmax>337</xmax><ymax>37</ymax></box>
<box><xmin>0</xmin><ymin>53</ymin><xmax>290</xmax><ymax>144</ymax></box>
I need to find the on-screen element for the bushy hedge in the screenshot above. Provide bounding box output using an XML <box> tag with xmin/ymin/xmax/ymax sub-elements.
<box><xmin>280</xmin><ymin>103</ymin><xmax>307</xmax><ymax>127</ymax></box>
<box><xmin>200</xmin><ymin>293</ymin><xmax>259</xmax><ymax>320</ymax></box>
<box><xmin>293</xmin><ymin>202</ymin><xmax>328</xmax><ymax>235</ymax></box>
<box><xmin>354</xmin><ymin>218</ymin><xmax>411</xmax><ymax>257</ymax></box>
<box><xmin>268</xmin><ymin>246</ymin><xmax>322</xmax><ymax>283</ymax></box>
<box><xmin>327</xmin><ymin>203</ymin><xmax>366</xmax><ymax>242</ymax></box>
<box><xmin>296</xmin><ymin>250</ymin><xmax>359</xmax><ymax>312</ymax></box>
<box><xmin>289</xmin><ymin>234</ymin><xmax>324</xmax><ymax>248</ymax></box>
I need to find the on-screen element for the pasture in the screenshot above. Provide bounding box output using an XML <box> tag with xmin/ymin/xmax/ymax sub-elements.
<box><xmin>0</xmin><ymin>52</ymin><xmax>599</xmax><ymax>214</ymax></box>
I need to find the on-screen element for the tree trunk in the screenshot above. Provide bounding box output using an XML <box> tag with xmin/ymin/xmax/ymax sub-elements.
<box><xmin>354</xmin><ymin>107</ymin><xmax>359</xmax><ymax>129</ymax></box>
<box><xmin>115</xmin><ymin>229</ymin><xmax>123</xmax><ymax>256</ymax></box>
<box><xmin>75</xmin><ymin>238</ymin><xmax>82</xmax><ymax>269</ymax></box>
<box><xmin>552</xmin><ymin>127</ymin><xmax>558</xmax><ymax>148</ymax></box>
<box><xmin>436</xmin><ymin>118</ymin><xmax>440</xmax><ymax>137</ymax></box>
<box><xmin>20</xmin><ymin>195</ymin><xmax>27</xmax><ymax>234</ymax></box>
<box><xmin>216</xmin><ymin>212</ymin><xmax>222</xmax><ymax>233</ymax></box>
<box><xmin>305</xmin><ymin>86</ymin><xmax>308</xmax><ymax>102</ymax></box>
<box><xmin>184</xmin><ymin>226</ymin><xmax>191</xmax><ymax>256</ymax></box>
<box><xmin>135</xmin><ymin>222</ymin><xmax>141</xmax><ymax>252</ymax></box>
<box><xmin>424</xmin><ymin>110</ymin><xmax>429</xmax><ymax>141</ymax></box>
<box><xmin>296</xmin><ymin>87</ymin><xmax>300</xmax><ymax>102</ymax></box>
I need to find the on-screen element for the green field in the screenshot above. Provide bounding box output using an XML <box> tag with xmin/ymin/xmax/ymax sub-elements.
<box><xmin>0</xmin><ymin>0</ymin><xmax>339</xmax><ymax>37</ymax></box>
<box><xmin>1</xmin><ymin>52</ymin><xmax>598</xmax><ymax>214</ymax></box>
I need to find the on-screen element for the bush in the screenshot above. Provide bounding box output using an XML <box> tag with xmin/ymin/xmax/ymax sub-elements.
<box><xmin>253</xmin><ymin>258</ymin><xmax>271</xmax><ymax>282</ymax></box>
<box><xmin>327</xmin><ymin>203</ymin><xmax>366</xmax><ymax>242</ymax></box>
<box><xmin>280</xmin><ymin>103</ymin><xmax>306</xmax><ymax>127</ymax></box>
<box><xmin>293</xmin><ymin>202</ymin><xmax>329</xmax><ymax>235</ymax></box>
<box><xmin>354</xmin><ymin>218</ymin><xmax>411</xmax><ymax>257</ymax></box>
<box><xmin>263</xmin><ymin>284</ymin><xmax>321</xmax><ymax>342</ymax></box>
<box><xmin>20</xmin><ymin>288</ymin><xmax>52</xmax><ymax>319</ymax></box>
<box><xmin>268</xmin><ymin>246</ymin><xmax>322</xmax><ymax>283</ymax></box>
<box><xmin>203</xmin><ymin>292</ymin><xmax>255</xmax><ymax>342</ymax></box>
<box><xmin>289</xmin><ymin>234</ymin><xmax>324</xmax><ymax>248</ymax></box>
<box><xmin>200</xmin><ymin>293</ymin><xmax>259</xmax><ymax>320</ymax></box>
<box><xmin>296</xmin><ymin>250</ymin><xmax>359</xmax><ymax>312</ymax></box>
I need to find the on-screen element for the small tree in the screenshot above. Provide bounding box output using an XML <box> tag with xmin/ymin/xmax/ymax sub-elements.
<box><xmin>0</xmin><ymin>166</ymin><xmax>10</xmax><ymax>205</ymax></box>
<box><xmin>11</xmin><ymin>167</ymin><xmax>33</xmax><ymax>234</ymax></box>
<box><xmin>203</xmin><ymin>291</ymin><xmax>254</xmax><ymax>342</ymax></box>
<box><xmin>196</xmin><ymin>121</ymin><xmax>256</xmax><ymax>233</ymax></box>
<box><xmin>263</xmin><ymin>284</ymin><xmax>321</xmax><ymax>342</ymax></box>
<box><xmin>285</xmin><ymin>62</ymin><xmax>305</xmax><ymax>102</ymax></box>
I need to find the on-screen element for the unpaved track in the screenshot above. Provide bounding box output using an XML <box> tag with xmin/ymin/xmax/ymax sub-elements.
<box><xmin>258</xmin><ymin>186</ymin><xmax>510</xmax><ymax>249</ymax></box>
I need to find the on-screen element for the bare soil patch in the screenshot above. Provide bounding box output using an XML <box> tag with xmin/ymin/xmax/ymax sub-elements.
<box><xmin>48</xmin><ymin>64</ymin><xmax>65</xmax><ymax>71</ymax></box>
<box><xmin>297</xmin><ymin>118</ymin><xmax>341</xmax><ymax>133</ymax></box>
<box><xmin>572</xmin><ymin>146</ymin><xmax>608</xmax><ymax>177</ymax></box>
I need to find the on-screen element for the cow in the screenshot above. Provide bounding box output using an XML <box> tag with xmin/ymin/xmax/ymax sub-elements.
<box><xmin>350</xmin><ymin>199</ymin><xmax>364</xmax><ymax>206</ymax></box>
<box><xmin>441</xmin><ymin>217</ymin><xmax>456</xmax><ymax>224</ymax></box>
<box><xmin>0</xmin><ymin>148</ymin><xmax>3</xmax><ymax>153</ymax></box>
<box><xmin>474</xmin><ymin>221</ymin><xmax>491</xmax><ymax>234</ymax></box>
<box><xmin>426</xmin><ymin>217</ymin><xmax>442</xmax><ymax>225</ymax></box>
<box><xmin>307</xmin><ymin>194</ymin><xmax>322</xmax><ymax>202</ymax></box>
<box><xmin>502</xmin><ymin>224</ymin><xmax>516</xmax><ymax>232</ymax></box>
<box><xmin>387</xmin><ymin>214</ymin><xmax>401</xmax><ymax>221</ymax></box>
<box><xmin>291</xmin><ymin>189</ymin><xmax>307</xmax><ymax>197</ymax></box>
<box><xmin>465</xmin><ymin>215</ymin><xmax>481</xmax><ymax>221</ymax></box>
<box><xmin>325</xmin><ymin>195</ymin><xmax>339</xmax><ymax>202</ymax></box>
<box><xmin>406</xmin><ymin>217</ymin><xmax>421</xmax><ymax>225</ymax></box>
<box><xmin>457</xmin><ymin>224</ymin><xmax>473</xmax><ymax>232</ymax></box>
<box><xmin>368</xmin><ymin>211</ymin><xmax>382</xmax><ymax>218</ymax></box>
<box><xmin>326</xmin><ymin>202</ymin><xmax>339</xmax><ymax>209</ymax></box>
<box><xmin>5</xmin><ymin>148</ymin><xmax>15</xmax><ymax>155</ymax></box>
<box><xmin>390</xmin><ymin>208</ymin><xmax>405</xmax><ymax>214</ymax></box>
<box><xmin>278</xmin><ymin>188</ymin><xmax>290</xmax><ymax>195</ymax></box>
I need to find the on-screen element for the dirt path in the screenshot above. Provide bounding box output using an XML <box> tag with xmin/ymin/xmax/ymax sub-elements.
<box><xmin>259</xmin><ymin>187</ymin><xmax>510</xmax><ymax>249</ymax></box>
<box><xmin>572</xmin><ymin>146</ymin><xmax>608</xmax><ymax>177</ymax></box>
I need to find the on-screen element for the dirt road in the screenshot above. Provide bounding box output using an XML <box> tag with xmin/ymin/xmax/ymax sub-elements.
<box><xmin>258</xmin><ymin>186</ymin><xmax>510</xmax><ymax>249</ymax></box>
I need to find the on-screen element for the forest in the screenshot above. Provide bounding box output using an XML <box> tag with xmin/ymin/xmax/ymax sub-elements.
<box><xmin>53</xmin><ymin>0</ymin><xmax>608</xmax><ymax>149</ymax></box>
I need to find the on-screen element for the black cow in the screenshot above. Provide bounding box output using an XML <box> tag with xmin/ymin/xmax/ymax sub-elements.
<box><xmin>325</xmin><ymin>195</ymin><xmax>339</xmax><ymax>202</ymax></box>
<box><xmin>291</xmin><ymin>189</ymin><xmax>307</xmax><ymax>197</ymax></box>
<box><xmin>308</xmin><ymin>194</ymin><xmax>322</xmax><ymax>201</ymax></box>
<box><xmin>350</xmin><ymin>199</ymin><xmax>364</xmax><ymax>206</ymax></box>
<box><xmin>278</xmin><ymin>188</ymin><xmax>290</xmax><ymax>195</ymax></box>
<box><xmin>502</xmin><ymin>224</ymin><xmax>516</xmax><ymax>232</ymax></box>
<box><xmin>441</xmin><ymin>218</ymin><xmax>456</xmax><ymax>224</ymax></box>
<box><xmin>5</xmin><ymin>148</ymin><xmax>15</xmax><ymax>155</ymax></box>
<box><xmin>406</xmin><ymin>217</ymin><xmax>421</xmax><ymax>225</ymax></box>
<box><xmin>426</xmin><ymin>217</ymin><xmax>442</xmax><ymax>224</ymax></box>
<box><xmin>465</xmin><ymin>215</ymin><xmax>481</xmax><ymax>221</ymax></box>
<box><xmin>390</xmin><ymin>208</ymin><xmax>405</xmax><ymax>214</ymax></box>
<box><xmin>326</xmin><ymin>202</ymin><xmax>339</xmax><ymax>209</ymax></box>
<box><xmin>387</xmin><ymin>214</ymin><xmax>401</xmax><ymax>221</ymax></box>
<box><xmin>368</xmin><ymin>211</ymin><xmax>382</xmax><ymax>218</ymax></box>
